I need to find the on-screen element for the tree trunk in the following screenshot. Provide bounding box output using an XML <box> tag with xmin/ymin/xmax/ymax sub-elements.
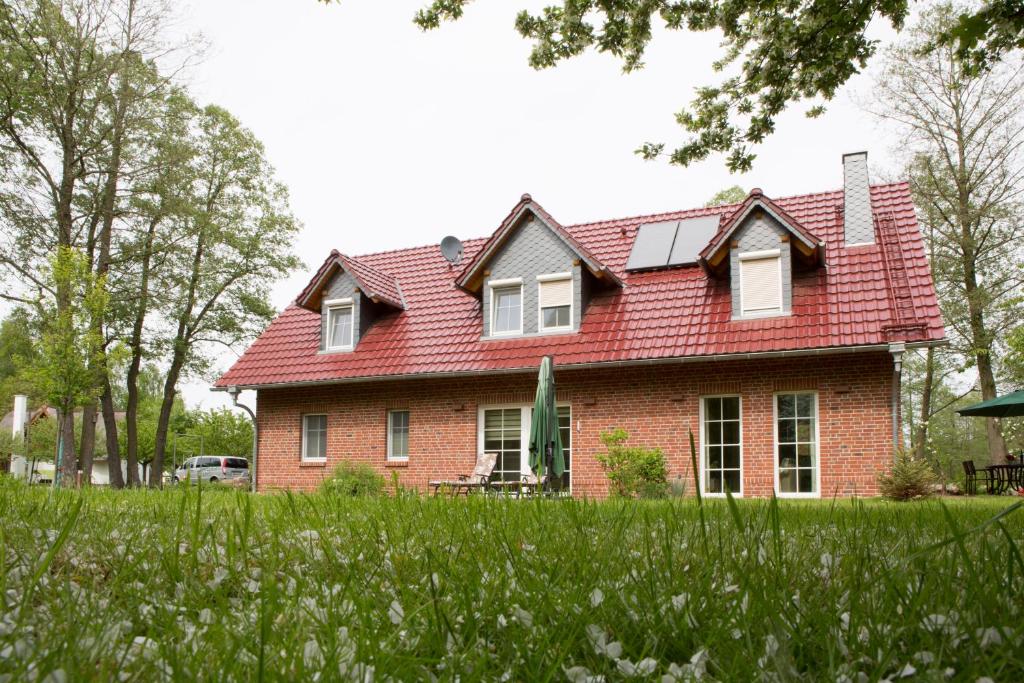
<box><xmin>124</xmin><ymin>217</ymin><xmax>159</xmax><ymax>487</ymax></box>
<box><xmin>149</xmin><ymin>354</ymin><xmax>185</xmax><ymax>487</ymax></box>
<box><xmin>913</xmin><ymin>346</ymin><xmax>935</xmax><ymax>460</ymax></box>
<box><xmin>100</xmin><ymin>379</ymin><xmax>124</xmax><ymax>488</ymax></box>
<box><xmin>59</xmin><ymin>407</ymin><xmax>77</xmax><ymax>485</ymax></box>
<box><xmin>79</xmin><ymin>402</ymin><xmax>97</xmax><ymax>485</ymax></box>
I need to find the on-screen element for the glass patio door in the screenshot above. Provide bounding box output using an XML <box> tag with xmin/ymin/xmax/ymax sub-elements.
<box><xmin>479</xmin><ymin>405</ymin><xmax>572</xmax><ymax>490</ymax></box>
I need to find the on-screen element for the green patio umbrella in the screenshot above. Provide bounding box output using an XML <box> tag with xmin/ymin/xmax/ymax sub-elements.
<box><xmin>957</xmin><ymin>390</ymin><xmax>1024</xmax><ymax>418</ymax></box>
<box><xmin>529</xmin><ymin>355</ymin><xmax>565</xmax><ymax>490</ymax></box>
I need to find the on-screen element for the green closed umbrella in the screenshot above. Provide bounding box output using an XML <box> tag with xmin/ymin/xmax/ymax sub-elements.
<box><xmin>957</xmin><ymin>390</ymin><xmax>1024</xmax><ymax>418</ymax></box>
<box><xmin>529</xmin><ymin>355</ymin><xmax>565</xmax><ymax>489</ymax></box>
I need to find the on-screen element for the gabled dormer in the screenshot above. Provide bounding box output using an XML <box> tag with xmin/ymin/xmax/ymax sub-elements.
<box><xmin>456</xmin><ymin>194</ymin><xmax>621</xmax><ymax>338</ymax></box>
<box><xmin>699</xmin><ymin>189</ymin><xmax>825</xmax><ymax>320</ymax></box>
<box><xmin>295</xmin><ymin>251</ymin><xmax>404</xmax><ymax>352</ymax></box>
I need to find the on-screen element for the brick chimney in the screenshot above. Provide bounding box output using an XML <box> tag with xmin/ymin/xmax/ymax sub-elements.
<box><xmin>843</xmin><ymin>152</ymin><xmax>875</xmax><ymax>245</ymax></box>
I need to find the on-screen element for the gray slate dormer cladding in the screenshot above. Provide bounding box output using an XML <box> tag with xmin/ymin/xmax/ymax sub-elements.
<box><xmin>320</xmin><ymin>270</ymin><xmax>364</xmax><ymax>352</ymax></box>
<box><xmin>481</xmin><ymin>217</ymin><xmax>583</xmax><ymax>337</ymax></box>
<box><xmin>729</xmin><ymin>212</ymin><xmax>793</xmax><ymax>318</ymax></box>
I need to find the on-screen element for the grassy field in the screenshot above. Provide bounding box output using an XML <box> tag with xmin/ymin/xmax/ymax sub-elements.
<box><xmin>0</xmin><ymin>482</ymin><xmax>1021</xmax><ymax>681</ymax></box>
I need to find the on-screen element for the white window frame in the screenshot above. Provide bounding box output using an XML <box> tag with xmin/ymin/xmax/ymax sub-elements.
<box><xmin>738</xmin><ymin>249</ymin><xmax>783</xmax><ymax>318</ymax></box>
<box><xmin>698</xmin><ymin>395</ymin><xmax>743</xmax><ymax>497</ymax></box>
<box><xmin>477</xmin><ymin>403</ymin><xmax>572</xmax><ymax>492</ymax></box>
<box><xmin>488</xmin><ymin>278</ymin><xmax>524</xmax><ymax>336</ymax></box>
<box><xmin>325</xmin><ymin>298</ymin><xmax>355</xmax><ymax>350</ymax></box>
<box><xmin>537</xmin><ymin>272</ymin><xmax>574</xmax><ymax>332</ymax></box>
<box><xmin>301</xmin><ymin>413</ymin><xmax>327</xmax><ymax>462</ymax></box>
<box><xmin>772</xmin><ymin>391</ymin><xmax>821</xmax><ymax>498</ymax></box>
<box><xmin>386</xmin><ymin>409</ymin><xmax>410</xmax><ymax>461</ymax></box>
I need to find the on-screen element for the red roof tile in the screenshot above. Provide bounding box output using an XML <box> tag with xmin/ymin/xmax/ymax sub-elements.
<box><xmin>215</xmin><ymin>183</ymin><xmax>946</xmax><ymax>389</ymax></box>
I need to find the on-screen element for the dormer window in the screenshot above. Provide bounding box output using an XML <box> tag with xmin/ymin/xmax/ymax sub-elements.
<box><xmin>326</xmin><ymin>299</ymin><xmax>354</xmax><ymax>350</ymax></box>
<box><xmin>490</xmin><ymin>280</ymin><xmax>523</xmax><ymax>335</ymax></box>
<box><xmin>738</xmin><ymin>251</ymin><xmax>783</xmax><ymax>317</ymax></box>
<box><xmin>538</xmin><ymin>273</ymin><xmax>572</xmax><ymax>331</ymax></box>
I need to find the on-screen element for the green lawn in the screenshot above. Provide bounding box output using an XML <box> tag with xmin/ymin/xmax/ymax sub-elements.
<box><xmin>0</xmin><ymin>482</ymin><xmax>1021</xmax><ymax>681</ymax></box>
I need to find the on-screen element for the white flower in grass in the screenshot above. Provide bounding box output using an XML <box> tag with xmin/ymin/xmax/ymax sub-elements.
<box><xmin>303</xmin><ymin>640</ymin><xmax>324</xmax><ymax>668</ymax></box>
<box><xmin>563</xmin><ymin>665</ymin><xmax>605</xmax><ymax>683</ymax></box>
<box><xmin>893</xmin><ymin>663</ymin><xmax>916</xmax><ymax>678</ymax></box>
<box><xmin>913</xmin><ymin>651</ymin><xmax>935</xmax><ymax>665</ymax></box>
<box><xmin>635</xmin><ymin>658</ymin><xmax>658</xmax><ymax>676</ymax></box>
<box><xmin>585</xmin><ymin>624</ymin><xmax>622</xmax><ymax>660</ymax></box>
<box><xmin>513</xmin><ymin>606</ymin><xmax>533</xmax><ymax>629</ymax></box>
<box><xmin>207</xmin><ymin>567</ymin><xmax>229</xmax><ymax>590</ymax></box>
<box><xmin>975</xmin><ymin>678</ymin><xmax>995</xmax><ymax>683</ymax></box>
<box><xmin>590</xmin><ymin>588</ymin><xmax>604</xmax><ymax>607</ymax></box>
<box><xmin>976</xmin><ymin>627</ymin><xmax>1003</xmax><ymax>648</ymax></box>
<box><xmin>40</xmin><ymin>669</ymin><xmax>65</xmax><ymax>683</ymax></box>
<box><xmin>388</xmin><ymin>600</ymin><xmax>404</xmax><ymax>625</ymax></box>
<box><xmin>671</xmin><ymin>594</ymin><xmax>688</xmax><ymax>611</ymax></box>
<box><xmin>497</xmin><ymin>615</ymin><xmax>507</xmax><ymax>629</ymax></box>
<box><xmin>198</xmin><ymin>608</ymin><xmax>214</xmax><ymax>625</ymax></box>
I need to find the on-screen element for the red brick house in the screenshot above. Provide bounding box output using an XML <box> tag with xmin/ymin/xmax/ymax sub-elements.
<box><xmin>215</xmin><ymin>153</ymin><xmax>946</xmax><ymax>498</ymax></box>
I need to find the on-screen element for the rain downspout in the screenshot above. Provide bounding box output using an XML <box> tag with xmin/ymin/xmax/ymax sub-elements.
<box><xmin>889</xmin><ymin>342</ymin><xmax>906</xmax><ymax>453</ymax></box>
<box><xmin>228</xmin><ymin>386</ymin><xmax>258</xmax><ymax>493</ymax></box>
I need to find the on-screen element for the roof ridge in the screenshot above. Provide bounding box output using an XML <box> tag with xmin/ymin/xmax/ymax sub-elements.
<box><xmin>343</xmin><ymin>182</ymin><xmax>909</xmax><ymax>265</ymax></box>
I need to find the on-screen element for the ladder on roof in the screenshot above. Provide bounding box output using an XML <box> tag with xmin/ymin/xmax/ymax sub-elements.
<box><xmin>875</xmin><ymin>213</ymin><xmax>927</xmax><ymax>341</ymax></box>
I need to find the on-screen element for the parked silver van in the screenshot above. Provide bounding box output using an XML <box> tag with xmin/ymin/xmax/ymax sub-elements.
<box><xmin>173</xmin><ymin>456</ymin><xmax>249</xmax><ymax>484</ymax></box>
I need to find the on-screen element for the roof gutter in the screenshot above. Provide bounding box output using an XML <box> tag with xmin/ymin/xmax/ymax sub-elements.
<box><xmin>212</xmin><ymin>338</ymin><xmax>948</xmax><ymax>392</ymax></box>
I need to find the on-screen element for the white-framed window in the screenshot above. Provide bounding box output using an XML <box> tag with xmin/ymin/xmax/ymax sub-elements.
<box><xmin>700</xmin><ymin>396</ymin><xmax>742</xmax><ymax>495</ymax></box>
<box><xmin>301</xmin><ymin>414</ymin><xmax>327</xmax><ymax>461</ymax></box>
<box><xmin>738</xmin><ymin>250</ymin><xmax>783</xmax><ymax>317</ymax></box>
<box><xmin>538</xmin><ymin>273</ymin><xmax>573</xmax><ymax>331</ymax></box>
<box><xmin>325</xmin><ymin>298</ymin><xmax>354</xmax><ymax>350</ymax></box>
<box><xmin>489</xmin><ymin>279</ymin><xmax>523</xmax><ymax>335</ymax></box>
<box><xmin>478</xmin><ymin>404</ymin><xmax>572</xmax><ymax>491</ymax></box>
<box><xmin>774</xmin><ymin>392</ymin><xmax>819</xmax><ymax>497</ymax></box>
<box><xmin>387</xmin><ymin>410</ymin><xmax>409</xmax><ymax>461</ymax></box>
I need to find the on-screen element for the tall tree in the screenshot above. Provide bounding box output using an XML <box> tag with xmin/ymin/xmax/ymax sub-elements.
<box><xmin>27</xmin><ymin>247</ymin><xmax>108</xmax><ymax>484</ymax></box>
<box><xmin>147</xmin><ymin>104</ymin><xmax>300</xmax><ymax>486</ymax></box>
<box><xmin>872</xmin><ymin>4</ymin><xmax>1024</xmax><ymax>463</ymax></box>
<box><xmin>705</xmin><ymin>186</ymin><xmax>746</xmax><ymax>207</ymax></box>
<box><xmin>317</xmin><ymin>1</ymin><xmax>1024</xmax><ymax>170</ymax></box>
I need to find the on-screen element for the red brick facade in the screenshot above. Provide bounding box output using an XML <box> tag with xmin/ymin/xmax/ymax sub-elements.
<box><xmin>255</xmin><ymin>352</ymin><xmax>896</xmax><ymax>498</ymax></box>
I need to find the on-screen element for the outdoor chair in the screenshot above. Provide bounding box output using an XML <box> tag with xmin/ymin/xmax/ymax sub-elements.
<box><xmin>962</xmin><ymin>460</ymin><xmax>991</xmax><ymax>495</ymax></box>
<box><xmin>490</xmin><ymin>472</ymin><xmax>550</xmax><ymax>497</ymax></box>
<box><xmin>429</xmin><ymin>452</ymin><xmax>497</xmax><ymax>497</ymax></box>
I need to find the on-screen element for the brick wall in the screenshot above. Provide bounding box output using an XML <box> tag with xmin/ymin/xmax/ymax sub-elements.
<box><xmin>254</xmin><ymin>352</ymin><xmax>896</xmax><ymax>498</ymax></box>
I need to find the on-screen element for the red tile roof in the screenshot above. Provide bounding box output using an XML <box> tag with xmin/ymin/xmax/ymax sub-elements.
<box><xmin>215</xmin><ymin>182</ymin><xmax>946</xmax><ymax>389</ymax></box>
<box><xmin>296</xmin><ymin>250</ymin><xmax>404</xmax><ymax>310</ymax></box>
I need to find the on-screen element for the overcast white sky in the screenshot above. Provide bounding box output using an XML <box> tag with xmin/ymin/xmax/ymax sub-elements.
<box><xmin>169</xmin><ymin>1</ymin><xmax>899</xmax><ymax>409</ymax></box>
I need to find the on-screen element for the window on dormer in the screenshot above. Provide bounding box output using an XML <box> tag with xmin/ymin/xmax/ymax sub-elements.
<box><xmin>490</xmin><ymin>282</ymin><xmax>522</xmax><ymax>335</ymax></box>
<box><xmin>326</xmin><ymin>299</ymin><xmax>354</xmax><ymax>349</ymax></box>
<box><xmin>739</xmin><ymin>251</ymin><xmax>783</xmax><ymax>317</ymax></box>
<box><xmin>538</xmin><ymin>273</ymin><xmax>572</xmax><ymax>331</ymax></box>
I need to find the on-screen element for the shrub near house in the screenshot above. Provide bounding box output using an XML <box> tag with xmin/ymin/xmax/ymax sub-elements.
<box><xmin>216</xmin><ymin>153</ymin><xmax>946</xmax><ymax>498</ymax></box>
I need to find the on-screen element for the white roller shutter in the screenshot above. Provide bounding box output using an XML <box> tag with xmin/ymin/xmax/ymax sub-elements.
<box><xmin>539</xmin><ymin>277</ymin><xmax>572</xmax><ymax>309</ymax></box>
<box><xmin>740</xmin><ymin>256</ymin><xmax>781</xmax><ymax>315</ymax></box>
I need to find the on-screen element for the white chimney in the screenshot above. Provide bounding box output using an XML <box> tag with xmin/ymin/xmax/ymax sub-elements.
<box><xmin>843</xmin><ymin>152</ymin><xmax>875</xmax><ymax>245</ymax></box>
<box><xmin>12</xmin><ymin>395</ymin><xmax>27</xmax><ymax>441</ymax></box>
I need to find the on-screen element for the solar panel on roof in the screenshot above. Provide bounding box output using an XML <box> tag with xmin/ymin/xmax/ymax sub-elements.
<box><xmin>625</xmin><ymin>215</ymin><xmax>721</xmax><ymax>271</ymax></box>
<box><xmin>624</xmin><ymin>221</ymin><xmax>678</xmax><ymax>270</ymax></box>
<box><xmin>668</xmin><ymin>215</ymin><xmax>721</xmax><ymax>265</ymax></box>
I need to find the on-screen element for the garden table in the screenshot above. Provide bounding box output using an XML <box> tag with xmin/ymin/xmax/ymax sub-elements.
<box><xmin>984</xmin><ymin>463</ymin><xmax>1024</xmax><ymax>494</ymax></box>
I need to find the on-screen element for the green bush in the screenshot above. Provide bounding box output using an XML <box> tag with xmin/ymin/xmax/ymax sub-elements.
<box><xmin>878</xmin><ymin>450</ymin><xmax>936</xmax><ymax>500</ymax></box>
<box><xmin>596</xmin><ymin>428</ymin><xmax>668</xmax><ymax>498</ymax></box>
<box><xmin>320</xmin><ymin>461</ymin><xmax>385</xmax><ymax>497</ymax></box>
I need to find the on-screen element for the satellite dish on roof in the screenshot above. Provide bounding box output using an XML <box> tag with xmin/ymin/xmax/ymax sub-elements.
<box><xmin>440</xmin><ymin>236</ymin><xmax>463</xmax><ymax>265</ymax></box>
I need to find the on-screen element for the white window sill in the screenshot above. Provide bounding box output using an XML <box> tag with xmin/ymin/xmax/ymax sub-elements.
<box><xmin>701</xmin><ymin>491</ymin><xmax>744</xmax><ymax>498</ymax></box>
<box><xmin>300</xmin><ymin>458</ymin><xmax>327</xmax><ymax>467</ymax></box>
<box><xmin>482</xmin><ymin>328</ymin><xmax>578</xmax><ymax>341</ymax></box>
<box><xmin>320</xmin><ymin>346</ymin><xmax>354</xmax><ymax>354</ymax></box>
<box><xmin>775</xmin><ymin>492</ymin><xmax>819</xmax><ymax>499</ymax></box>
<box><xmin>731</xmin><ymin>311</ymin><xmax>791</xmax><ymax>321</ymax></box>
